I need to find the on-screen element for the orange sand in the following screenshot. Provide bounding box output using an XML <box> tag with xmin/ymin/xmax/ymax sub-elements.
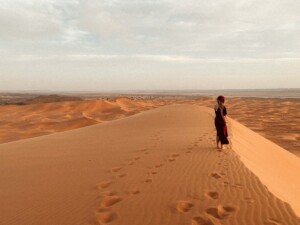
<box><xmin>1</xmin><ymin>97</ymin><xmax>299</xmax><ymax>158</ymax></box>
<box><xmin>0</xmin><ymin>105</ymin><xmax>299</xmax><ymax>225</ymax></box>
<box><xmin>1</xmin><ymin>97</ymin><xmax>299</xmax><ymax>157</ymax></box>
<box><xmin>197</xmin><ymin>97</ymin><xmax>300</xmax><ymax>157</ymax></box>
<box><xmin>0</xmin><ymin>98</ymin><xmax>168</xmax><ymax>144</ymax></box>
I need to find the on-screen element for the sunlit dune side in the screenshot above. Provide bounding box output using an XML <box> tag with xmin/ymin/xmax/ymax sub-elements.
<box><xmin>229</xmin><ymin>117</ymin><xmax>300</xmax><ymax>216</ymax></box>
<box><xmin>0</xmin><ymin>98</ymin><xmax>174</xmax><ymax>144</ymax></box>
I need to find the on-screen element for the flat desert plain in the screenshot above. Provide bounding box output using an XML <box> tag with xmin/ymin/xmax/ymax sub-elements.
<box><xmin>0</xmin><ymin>96</ymin><xmax>299</xmax><ymax>225</ymax></box>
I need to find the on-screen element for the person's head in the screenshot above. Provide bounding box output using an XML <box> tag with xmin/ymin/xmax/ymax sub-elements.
<box><xmin>217</xmin><ymin>95</ymin><xmax>225</xmax><ymax>105</ymax></box>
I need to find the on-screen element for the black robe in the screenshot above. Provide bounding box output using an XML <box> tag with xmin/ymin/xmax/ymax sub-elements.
<box><xmin>214</xmin><ymin>106</ymin><xmax>229</xmax><ymax>145</ymax></box>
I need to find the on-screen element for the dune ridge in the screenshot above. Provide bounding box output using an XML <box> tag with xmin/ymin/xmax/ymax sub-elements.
<box><xmin>0</xmin><ymin>98</ymin><xmax>168</xmax><ymax>144</ymax></box>
<box><xmin>0</xmin><ymin>97</ymin><xmax>299</xmax><ymax>159</ymax></box>
<box><xmin>0</xmin><ymin>105</ymin><xmax>299</xmax><ymax>225</ymax></box>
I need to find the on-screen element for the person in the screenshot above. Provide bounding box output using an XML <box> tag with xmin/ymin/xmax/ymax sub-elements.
<box><xmin>214</xmin><ymin>95</ymin><xmax>229</xmax><ymax>149</ymax></box>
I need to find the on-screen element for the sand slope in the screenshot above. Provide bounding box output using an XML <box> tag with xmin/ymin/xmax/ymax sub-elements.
<box><xmin>230</xmin><ymin>118</ymin><xmax>300</xmax><ymax>216</ymax></box>
<box><xmin>0</xmin><ymin>105</ymin><xmax>299</xmax><ymax>225</ymax></box>
<box><xmin>0</xmin><ymin>98</ymin><xmax>164</xmax><ymax>144</ymax></box>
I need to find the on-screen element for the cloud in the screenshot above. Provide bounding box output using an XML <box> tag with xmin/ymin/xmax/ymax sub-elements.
<box><xmin>2</xmin><ymin>53</ymin><xmax>300</xmax><ymax>64</ymax></box>
<box><xmin>0</xmin><ymin>1</ymin><xmax>64</xmax><ymax>40</ymax></box>
<box><xmin>72</xmin><ymin>0</ymin><xmax>300</xmax><ymax>58</ymax></box>
<box><xmin>0</xmin><ymin>0</ymin><xmax>300</xmax><ymax>91</ymax></box>
<box><xmin>1</xmin><ymin>0</ymin><xmax>300</xmax><ymax>57</ymax></box>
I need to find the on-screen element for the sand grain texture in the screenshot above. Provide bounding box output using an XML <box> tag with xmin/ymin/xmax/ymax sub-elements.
<box><xmin>0</xmin><ymin>105</ymin><xmax>299</xmax><ymax>225</ymax></box>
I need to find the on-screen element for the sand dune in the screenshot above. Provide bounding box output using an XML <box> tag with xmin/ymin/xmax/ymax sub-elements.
<box><xmin>230</xmin><ymin>118</ymin><xmax>300</xmax><ymax>216</ymax></box>
<box><xmin>0</xmin><ymin>97</ymin><xmax>299</xmax><ymax>159</ymax></box>
<box><xmin>0</xmin><ymin>98</ymin><xmax>170</xmax><ymax>144</ymax></box>
<box><xmin>0</xmin><ymin>105</ymin><xmax>299</xmax><ymax>225</ymax></box>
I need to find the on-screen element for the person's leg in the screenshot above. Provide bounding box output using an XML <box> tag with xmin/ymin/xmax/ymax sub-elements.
<box><xmin>216</xmin><ymin>135</ymin><xmax>220</xmax><ymax>149</ymax></box>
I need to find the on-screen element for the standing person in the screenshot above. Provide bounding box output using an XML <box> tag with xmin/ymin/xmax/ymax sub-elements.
<box><xmin>214</xmin><ymin>95</ymin><xmax>229</xmax><ymax>150</ymax></box>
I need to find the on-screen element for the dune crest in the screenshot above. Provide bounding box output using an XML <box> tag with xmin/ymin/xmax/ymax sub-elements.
<box><xmin>0</xmin><ymin>98</ymin><xmax>171</xmax><ymax>144</ymax></box>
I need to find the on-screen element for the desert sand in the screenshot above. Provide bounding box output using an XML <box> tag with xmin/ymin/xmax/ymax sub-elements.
<box><xmin>0</xmin><ymin>98</ymin><xmax>169</xmax><ymax>144</ymax></box>
<box><xmin>1</xmin><ymin>96</ymin><xmax>299</xmax><ymax>159</ymax></box>
<box><xmin>0</xmin><ymin>104</ymin><xmax>299</xmax><ymax>225</ymax></box>
<box><xmin>197</xmin><ymin>97</ymin><xmax>300</xmax><ymax>157</ymax></box>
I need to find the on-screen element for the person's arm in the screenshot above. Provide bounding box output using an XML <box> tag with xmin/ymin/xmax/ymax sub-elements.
<box><xmin>220</xmin><ymin>106</ymin><xmax>226</xmax><ymax>123</ymax></box>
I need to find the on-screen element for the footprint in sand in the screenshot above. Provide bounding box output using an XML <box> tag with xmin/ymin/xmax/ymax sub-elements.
<box><xmin>101</xmin><ymin>196</ymin><xmax>123</xmax><ymax>207</ymax></box>
<box><xmin>264</xmin><ymin>218</ymin><xmax>282</xmax><ymax>225</ymax></box>
<box><xmin>186</xmin><ymin>150</ymin><xmax>192</xmax><ymax>153</ymax></box>
<box><xmin>170</xmin><ymin>153</ymin><xmax>180</xmax><ymax>158</ymax></box>
<box><xmin>223</xmin><ymin>181</ymin><xmax>229</xmax><ymax>187</ymax></box>
<box><xmin>167</xmin><ymin>153</ymin><xmax>180</xmax><ymax>162</ymax></box>
<box><xmin>98</xmin><ymin>181</ymin><xmax>113</xmax><ymax>189</ymax></box>
<box><xmin>116</xmin><ymin>173</ymin><xmax>127</xmax><ymax>178</ymax></box>
<box><xmin>176</xmin><ymin>201</ymin><xmax>194</xmax><ymax>213</ymax></box>
<box><xmin>111</xmin><ymin>167</ymin><xmax>122</xmax><ymax>173</ymax></box>
<box><xmin>130</xmin><ymin>188</ymin><xmax>140</xmax><ymax>195</ymax></box>
<box><xmin>97</xmin><ymin>211</ymin><xmax>116</xmax><ymax>224</ymax></box>
<box><xmin>210</xmin><ymin>173</ymin><xmax>222</xmax><ymax>179</ymax></box>
<box><xmin>155</xmin><ymin>163</ymin><xmax>164</xmax><ymax>168</ymax></box>
<box><xmin>191</xmin><ymin>215</ymin><xmax>217</xmax><ymax>225</ymax></box>
<box><xmin>101</xmin><ymin>190</ymin><xmax>117</xmax><ymax>197</ymax></box>
<box><xmin>150</xmin><ymin>171</ymin><xmax>158</xmax><ymax>175</ymax></box>
<box><xmin>145</xmin><ymin>178</ymin><xmax>153</xmax><ymax>183</ymax></box>
<box><xmin>128</xmin><ymin>161</ymin><xmax>135</xmax><ymax>166</ymax></box>
<box><xmin>205</xmin><ymin>205</ymin><xmax>236</xmax><ymax>220</ymax></box>
<box><xmin>134</xmin><ymin>157</ymin><xmax>141</xmax><ymax>161</ymax></box>
<box><xmin>204</xmin><ymin>191</ymin><xmax>219</xmax><ymax>200</ymax></box>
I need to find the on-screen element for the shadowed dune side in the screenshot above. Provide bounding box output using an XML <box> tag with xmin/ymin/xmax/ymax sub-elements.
<box><xmin>0</xmin><ymin>105</ymin><xmax>299</xmax><ymax>225</ymax></box>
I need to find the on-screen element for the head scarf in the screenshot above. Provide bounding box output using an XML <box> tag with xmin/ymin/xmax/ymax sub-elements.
<box><xmin>217</xmin><ymin>95</ymin><xmax>225</xmax><ymax>103</ymax></box>
<box><xmin>215</xmin><ymin>95</ymin><xmax>225</xmax><ymax>111</ymax></box>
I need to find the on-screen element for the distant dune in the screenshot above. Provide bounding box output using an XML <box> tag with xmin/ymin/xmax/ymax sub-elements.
<box><xmin>0</xmin><ymin>97</ymin><xmax>174</xmax><ymax>144</ymax></box>
<box><xmin>24</xmin><ymin>94</ymin><xmax>83</xmax><ymax>104</ymax></box>
<box><xmin>0</xmin><ymin>96</ymin><xmax>299</xmax><ymax>158</ymax></box>
<box><xmin>0</xmin><ymin>105</ymin><xmax>299</xmax><ymax>225</ymax></box>
<box><xmin>0</xmin><ymin>94</ymin><xmax>82</xmax><ymax>105</ymax></box>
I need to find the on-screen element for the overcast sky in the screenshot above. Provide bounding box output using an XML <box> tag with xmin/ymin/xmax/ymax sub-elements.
<box><xmin>1</xmin><ymin>0</ymin><xmax>300</xmax><ymax>91</ymax></box>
